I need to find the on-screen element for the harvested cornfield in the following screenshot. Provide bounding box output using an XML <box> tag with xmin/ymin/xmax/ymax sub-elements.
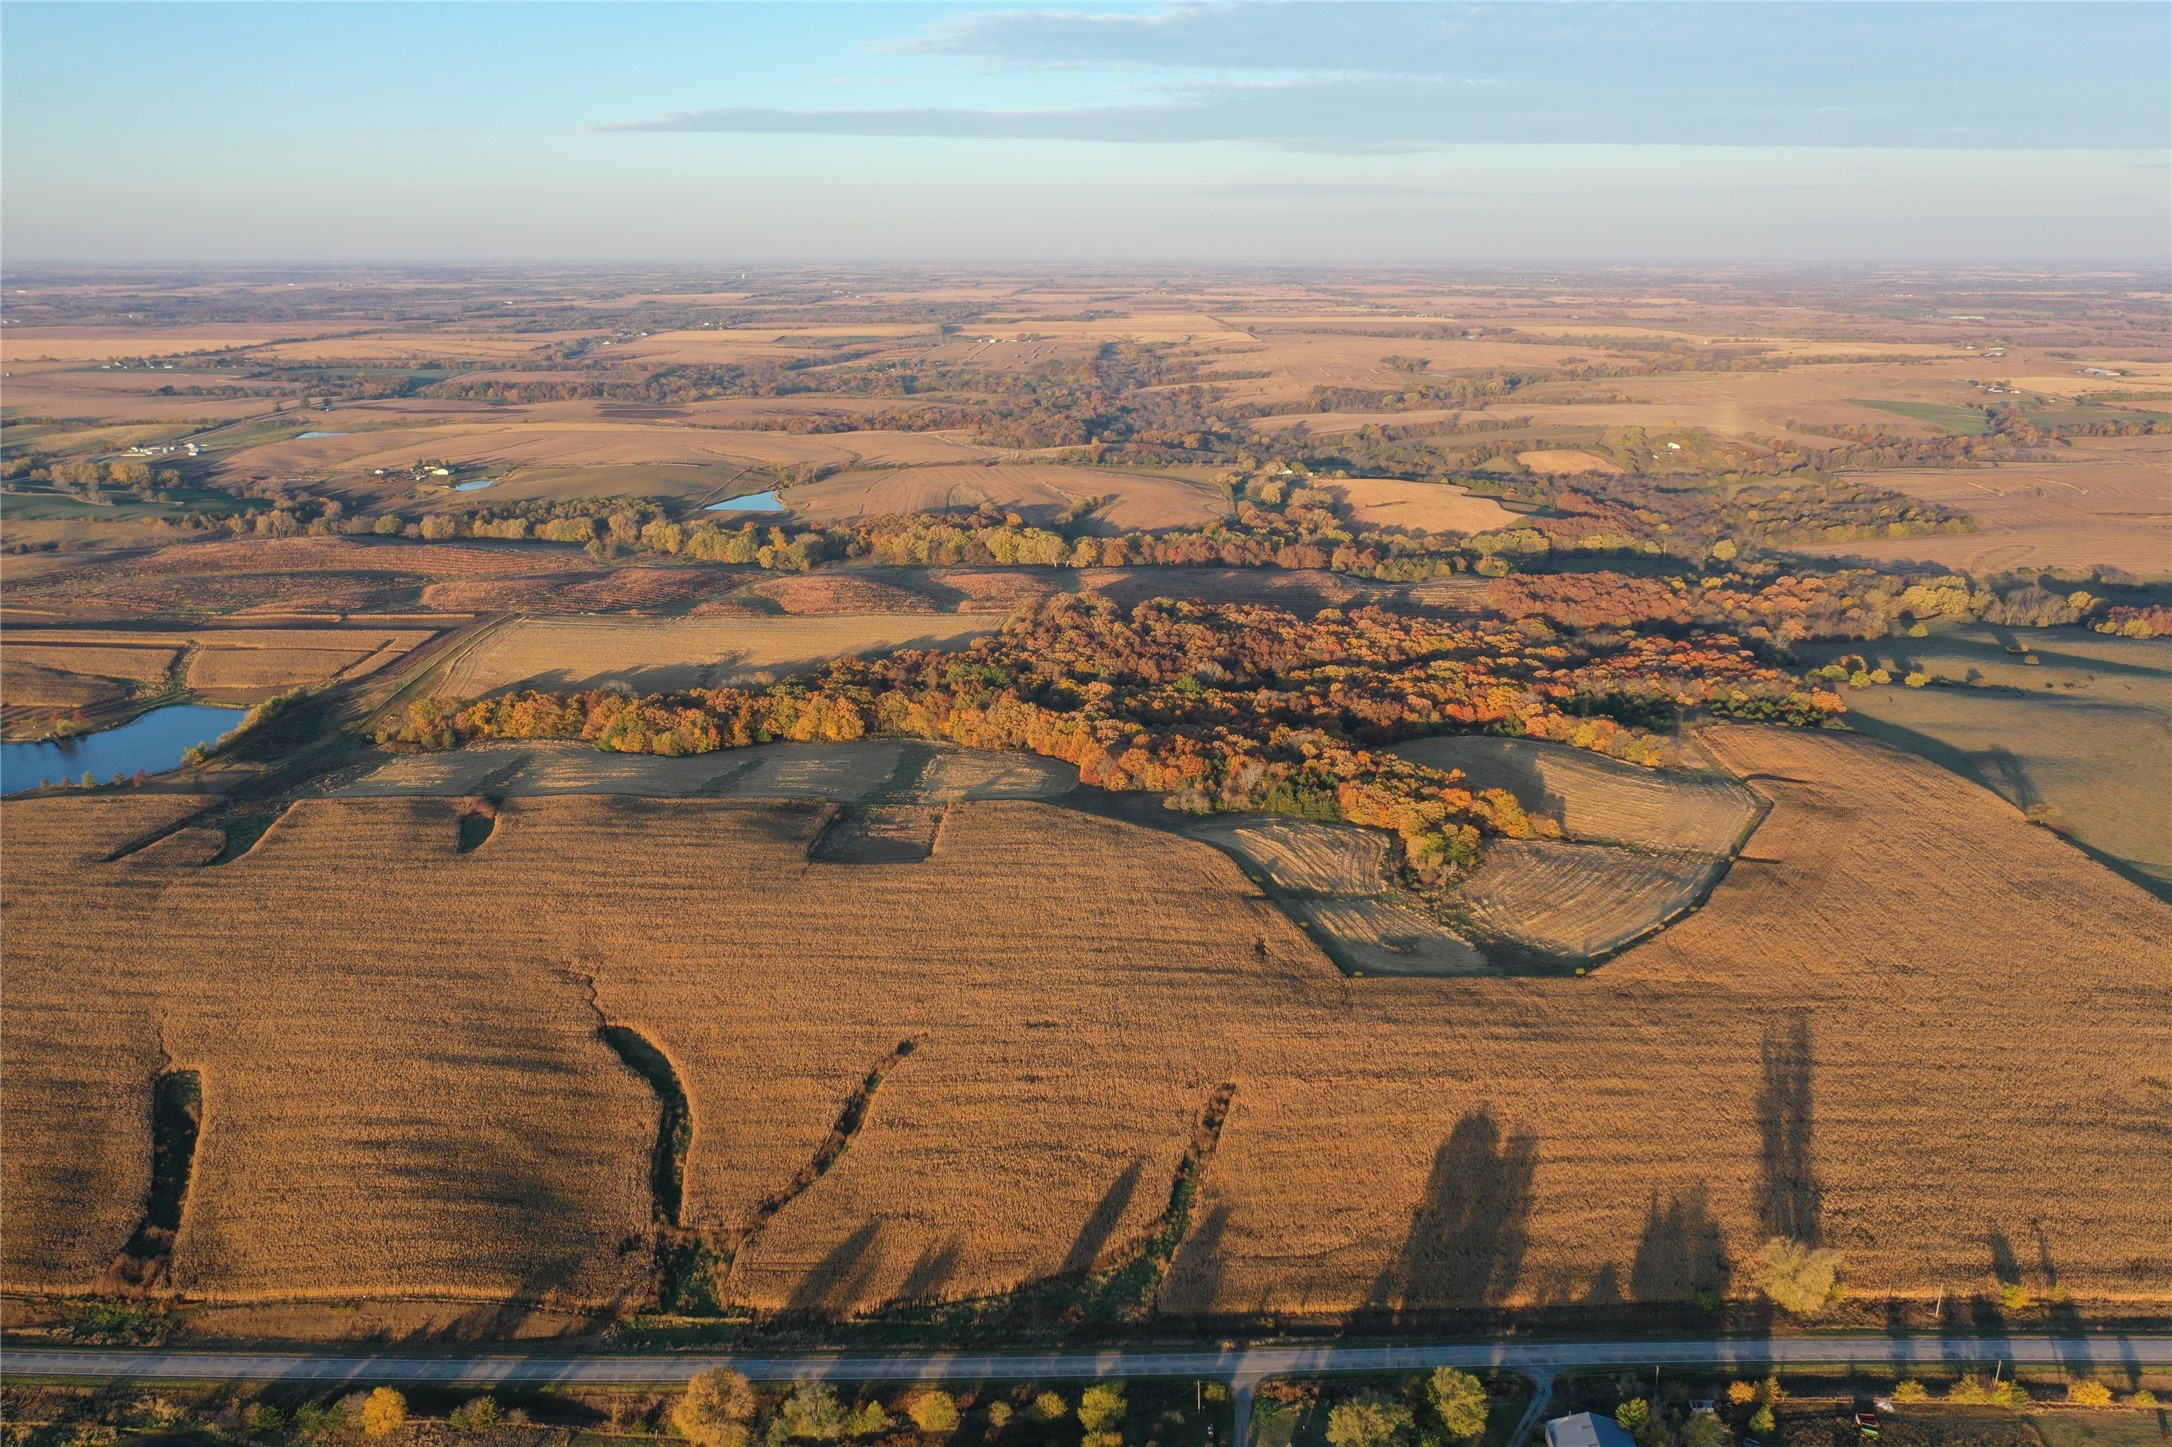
<box><xmin>0</xmin><ymin>793</ymin><xmax>657</xmax><ymax>1304</ymax></box>
<box><xmin>1162</xmin><ymin>727</ymin><xmax>2172</xmax><ymax>1318</ymax></box>
<box><xmin>1324</xmin><ymin>479</ymin><xmax>1520</xmax><ymax>535</ymax></box>
<box><xmin>2</xmin><ymin>644</ymin><xmax>178</xmax><ymax>685</ymax></box>
<box><xmin>1459</xmin><ymin>841</ymin><xmax>1718</xmax><ymax>959</ymax></box>
<box><xmin>5</xmin><ymin>729</ymin><xmax>2169</xmax><ymax>1322</ymax></box>
<box><xmin>0</xmin><ymin>658</ymin><xmax>140</xmax><ymax>710</ymax></box>
<box><xmin>1392</xmin><ymin>736</ymin><xmax>1762</xmax><ymax>854</ymax></box>
<box><xmin>432</xmin><ymin>614</ymin><xmax>1004</xmax><ymax>696</ymax></box>
<box><xmin>1292</xmin><ymin>899</ymin><xmax>1490</xmax><ymax>977</ymax></box>
<box><xmin>340</xmin><ymin>740</ymin><xmax>1074</xmax><ymax>804</ymax></box>
<box><xmin>1187</xmin><ymin>817</ymin><xmax>1391</xmax><ymax>896</ymax></box>
<box><xmin>186</xmin><ymin>647</ymin><xmax>386</xmax><ymax>692</ymax></box>
<box><xmin>418</xmin><ymin>568</ymin><xmax>739</xmax><ymax>614</ymax></box>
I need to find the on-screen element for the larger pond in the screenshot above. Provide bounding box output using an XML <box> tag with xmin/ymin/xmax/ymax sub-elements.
<box><xmin>705</xmin><ymin>490</ymin><xmax>785</xmax><ymax>512</ymax></box>
<box><xmin>2</xmin><ymin>704</ymin><xmax>244</xmax><ymax>795</ymax></box>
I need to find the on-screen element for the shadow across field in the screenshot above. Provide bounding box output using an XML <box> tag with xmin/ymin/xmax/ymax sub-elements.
<box><xmin>1367</xmin><ymin>1107</ymin><xmax>1539</xmax><ymax>1318</ymax></box>
<box><xmin>1756</xmin><ymin>1012</ymin><xmax>1824</xmax><ymax>1246</ymax></box>
<box><xmin>1630</xmin><ymin>1185</ymin><xmax>1731</xmax><ymax>1304</ymax></box>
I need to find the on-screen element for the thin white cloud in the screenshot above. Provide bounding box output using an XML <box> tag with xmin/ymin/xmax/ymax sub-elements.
<box><xmin>607</xmin><ymin>4</ymin><xmax>2167</xmax><ymax>151</ymax></box>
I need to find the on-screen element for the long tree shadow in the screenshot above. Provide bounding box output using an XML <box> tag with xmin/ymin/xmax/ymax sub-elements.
<box><xmin>2033</xmin><ymin>1221</ymin><xmax>2088</xmax><ymax>1371</ymax></box>
<box><xmin>892</xmin><ymin>1236</ymin><xmax>961</xmax><ymax>1307</ymax></box>
<box><xmin>1629</xmin><ymin>1186</ymin><xmax>1730</xmax><ymax>1303</ymax></box>
<box><xmin>782</xmin><ymin>1220</ymin><xmax>885</xmax><ymax>1321</ymax></box>
<box><xmin>1371</xmin><ymin>1107</ymin><xmax>1539</xmax><ymax>1317</ymax></box>
<box><xmin>1163</xmin><ymin>1203</ymin><xmax>1233</xmax><ymax>1319</ymax></box>
<box><xmin>1060</xmin><ymin>1158</ymin><xmax>1146</xmax><ymax>1277</ymax></box>
<box><xmin>1755</xmin><ymin>1013</ymin><xmax>1823</xmax><ymax>1246</ymax></box>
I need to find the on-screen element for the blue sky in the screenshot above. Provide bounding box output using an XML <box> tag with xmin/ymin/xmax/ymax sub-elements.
<box><xmin>3</xmin><ymin>2</ymin><xmax>2166</xmax><ymax>265</ymax></box>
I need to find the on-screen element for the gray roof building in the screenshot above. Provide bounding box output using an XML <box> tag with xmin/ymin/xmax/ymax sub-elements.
<box><xmin>1547</xmin><ymin>1414</ymin><xmax>1639</xmax><ymax>1447</ymax></box>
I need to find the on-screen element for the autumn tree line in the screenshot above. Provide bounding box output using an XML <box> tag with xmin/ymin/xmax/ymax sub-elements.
<box><xmin>382</xmin><ymin>596</ymin><xmax>1841</xmax><ymax>884</ymax></box>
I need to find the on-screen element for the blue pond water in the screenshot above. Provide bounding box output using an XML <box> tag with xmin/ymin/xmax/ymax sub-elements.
<box><xmin>453</xmin><ymin>480</ymin><xmax>495</xmax><ymax>492</ymax></box>
<box><xmin>2</xmin><ymin>704</ymin><xmax>244</xmax><ymax>795</ymax></box>
<box><xmin>705</xmin><ymin>490</ymin><xmax>785</xmax><ymax>512</ymax></box>
<box><xmin>296</xmin><ymin>431</ymin><xmax>347</xmax><ymax>438</ymax></box>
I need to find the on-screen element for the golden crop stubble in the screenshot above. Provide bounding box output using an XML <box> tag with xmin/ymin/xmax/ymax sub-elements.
<box><xmin>4</xmin><ymin>728</ymin><xmax>2168</xmax><ymax>1318</ymax></box>
<box><xmin>1165</xmin><ymin>726</ymin><xmax>2172</xmax><ymax>1316</ymax></box>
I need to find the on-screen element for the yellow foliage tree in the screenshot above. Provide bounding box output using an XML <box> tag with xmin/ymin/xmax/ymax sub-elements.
<box><xmin>362</xmin><ymin>1389</ymin><xmax>409</xmax><ymax>1439</ymax></box>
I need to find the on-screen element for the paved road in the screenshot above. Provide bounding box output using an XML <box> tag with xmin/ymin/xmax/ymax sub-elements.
<box><xmin>7</xmin><ymin>1334</ymin><xmax>2164</xmax><ymax>1388</ymax></box>
<box><xmin>10</xmin><ymin>1336</ymin><xmax>2166</xmax><ymax>1447</ymax></box>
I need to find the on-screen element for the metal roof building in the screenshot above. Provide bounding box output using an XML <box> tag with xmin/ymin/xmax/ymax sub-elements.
<box><xmin>1546</xmin><ymin>1414</ymin><xmax>1639</xmax><ymax>1447</ymax></box>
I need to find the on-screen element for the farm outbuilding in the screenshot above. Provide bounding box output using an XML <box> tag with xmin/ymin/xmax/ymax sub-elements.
<box><xmin>1547</xmin><ymin>1415</ymin><xmax>1637</xmax><ymax>1447</ymax></box>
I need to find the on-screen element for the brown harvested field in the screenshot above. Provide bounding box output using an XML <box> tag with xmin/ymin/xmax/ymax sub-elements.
<box><xmin>0</xmin><ymin>364</ymin><xmax>279</xmax><ymax>422</ymax></box>
<box><xmin>432</xmin><ymin>613</ymin><xmax>1006</xmax><ymax>696</ymax></box>
<box><xmin>782</xmin><ymin>464</ymin><xmax>1230</xmax><ymax>533</ymax></box>
<box><xmin>0</xmin><ymin>658</ymin><xmax>138</xmax><ymax>710</ymax></box>
<box><xmin>213</xmin><ymin>421</ymin><xmax>860</xmax><ymax>485</ymax></box>
<box><xmin>1200</xmin><ymin>332</ymin><xmax>1625</xmax><ymax>403</ymax></box>
<box><xmin>1798</xmin><ymin>625</ymin><xmax>2172</xmax><ymax>898</ymax></box>
<box><xmin>246</xmin><ymin>333</ymin><xmax>571</xmax><ymax>363</ymax></box>
<box><xmin>0</xmin><ymin>793</ymin><xmax>656</xmax><ymax>1304</ymax></box>
<box><xmin>1516</xmin><ymin>449</ymin><xmax>1627</xmax><ymax>476</ymax></box>
<box><xmin>1323</xmin><ymin>479</ymin><xmax>1521</xmax><ymax>534</ymax></box>
<box><xmin>12</xmin><ymin>624</ymin><xmax>435</xmax><ymax>659</ymax></box>
<box><xmin>105</xmin><ymin>539</ymin><xmax>569</xmax><ymax>580</ymax></box>
<box><xmin>1506</xmin><ymin>366</ymin><xmax>2007</xmax><ymax>439</ymax></box>
<box><xmin>1391</xmin><ymin>736</ymin><xmax>1763</xmax><ymax>855</ymax></box>
<box><xmin>1</xmin><ymin>643</ymin><xmax>179</xmax><ymax>685</ymax></box>
<box><xmin>340</xmin><ymin>739</ymin><xmax>1074</xmax><ymax>803</ymax></box>
<box><xmin>1185</xmin><ymin>817</ymin><xmax>1391</xmax><ymax>896</ymax></box>
<box><xmin>1458</xmin><ymin>840</ymin><xmax>1719</xmax><ymax>960</ymax></box>
<box><xmin>750</xmin><ymin>575</ymin><xmax>940</xmax><ymax>615</ymax></box>
<box><xmin>1161</xmin><ymin>726</ymin><xmax>2172</xmax><ymax>1317</ymax></box>
<box><xmin>6</xmin><ymin>538</ymin><xmax>571</xmax><ymax>616</ymax></box>
<box><xmin>1289</xmin><ymin>898</ymin><xmax>1491</xmax><ymax>977</ymax></box>
<box><xmin>0</xmin><ymin>626</ymin><xmax>435</xmax><ymax>699</ymax></box>
<box><xmin>824</xmin><ymin>431</ymin><xmax>999</xmax><ymax>466</ymax></box>
<box><xmin>921</xmin><ymin>569</ymin><xmax>1067</xmax><ymax>611</ymax></box>
<box><xmin>418</xmin><ymin>567</ymin><xmax>742</xmax><ymax>614</ymax></box>
<box><xmin>3</xmin><ymin>728</ymin><xmax>2169</xmax><ymax>1317</ymax></box>
<box><xmin>0</xmin><ymin>323</ymin><xmax>361</xmax><ymax>361</ymax></box>
<box><xmin>1788</xmin><ymin>449</ymin><xmax>2172</xmax><ymax>576</ymax></box>
<box><xmin>185</xmin><ymin>647</ymin><xmax>389</xmax><ymax>693</ymax></box>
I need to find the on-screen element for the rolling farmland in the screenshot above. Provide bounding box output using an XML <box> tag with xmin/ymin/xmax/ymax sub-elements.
<box><xmin>4</xmin><ymin>263</ymin><xmax>2169</xmax><ymax>1345</ymax></box>
<box><xmin>5</xmin><ymin>729</ymin><xmax>2167</xmax><ymax>1322</ymax></box>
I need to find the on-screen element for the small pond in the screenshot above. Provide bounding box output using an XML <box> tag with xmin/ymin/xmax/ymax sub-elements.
<box><xmin>452</xmin><ymin>479</ymin><xmax>495</xmax><ymax>492</ymax></box>
<box><xmin>705</xmin><ymin>490</ymin><xmax>785</xmax><ymax>512</ymax></box>
<box><xmin>2</xmin><ymin>704</ymin><xmax>245</xmax><ymax>795</ymax></box>
<box><xmin>295</xmin><ymin>431</ymin><xmax>347</xmax><ymax>438</ymax></box>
